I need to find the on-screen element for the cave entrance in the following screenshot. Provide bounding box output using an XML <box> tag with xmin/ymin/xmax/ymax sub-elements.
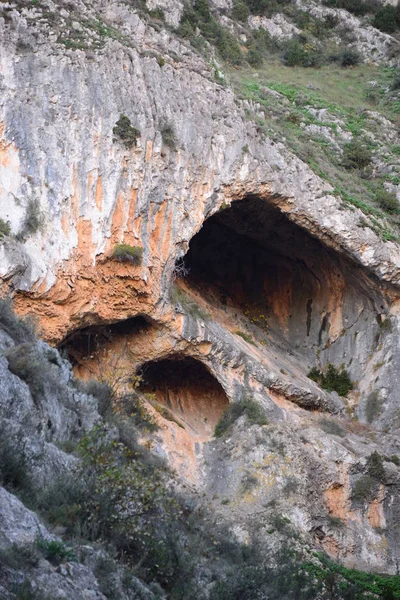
<box><xmin>59</xmin><ymin>315</ymin><xmax>153</xmax><ymax>376</ymax></box>
<box><xmin>180</xmin><ymin>196</ymin><xmax>377</xmax><ymax>354</ymax></box>
<box><xmin>138</xmin><ymin>356</ymin><xmax>229</xmax><ymax>437</ymax></box>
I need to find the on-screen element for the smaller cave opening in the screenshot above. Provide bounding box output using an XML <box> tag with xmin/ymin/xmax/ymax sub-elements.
<box><xmin>59</xmin><ymin>315</ymin><xmax>153</xmax><ymax>368</ymax></box>
<box><xmin>137</xmin><ymin>356</ymin><xmax>229</xmax><ymax>438</ymax></box>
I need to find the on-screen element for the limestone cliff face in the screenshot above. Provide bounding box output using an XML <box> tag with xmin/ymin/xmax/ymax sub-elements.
<box><xmin>2</xmin><ymin>0</ymin><xmax>400</xmax><ymax>577</ymax></box>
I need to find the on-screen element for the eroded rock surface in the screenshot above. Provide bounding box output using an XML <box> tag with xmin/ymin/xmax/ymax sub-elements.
<box><xmin>1</xmin><ymin>0</ymin><xmax>400</xmax><ymax>583</ymax></box>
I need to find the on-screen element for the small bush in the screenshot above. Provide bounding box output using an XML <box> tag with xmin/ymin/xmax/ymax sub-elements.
<box><xmin>0</xmin><ymin>543</ymin><xmax>39</xmax><ymax>570</ymax></box>
<box><xmin>351</xmin><ymin>474</ymin><xmax>374</xmax><ymax>501</ymax></box>
<box><xmin>373</xmin><ymin>5</ymin><xmax>399</xmax><ymax>33</ymax></box>
<box><xmin>113</xmin><ymin>114</ymin><xmax>140</xmax><ymax>149</ymax></box>
<box><xmin>327</xmin><ymin>515</ymin><xmax>345</xmax><ymax>528</ymax></box>
<box><xmin>337</xmin><ymin>48</ymin><xmax>361</xmax><ymax>67</ymax></box>
<box><xmin>5</xmin><ymin>343</ymin><xmax>60</xmax><ymax>405</ymax></box>
<box><xmin>214</xmin><ymin>397</ymin><xmax>268</xmax><ymax>437</ymax></box>
<box><xmin>0</xmin><ymin>298</ymin><xmax>36</xmax><ymax>343</ymax></box>
<box><xmin>307</xmin><ymin>364</ymin><xmax>353</xmax><ymax>397</ymax></box>
<box><xmin>367</xmin><ymin>451</ymin><xmax>385</xmax><ymax>481</ymax></box>
<box><xmin>375</xmin><ymin>188</ymin><xmax>399</xmax><ymax>214</ymax></box>
<box><xmin>112</xmin><ymin>244</ymin><xmax>143</xmax><ymax>265</ymax></box>
<box><xmin>170</xmin><ymin>285</ymin><xmax>209</xmax><ymax>320</ymax></box>
<box><xmin>74</xmin><ymin>378</ymin><xmax>113</xmax><ymax>417</ymax></box>
<box><xmin>386</xmin><ymin>454</ymin><xmax>400</xmax><ymax>466</ymax></box>
<box><xmin>0</xmin><ymin>218</ymin><xmax>11</xmax><ymax>238</ymax></box>
<box><xmin>0</xmin><ymin>423</ymin><xmax>31</xmax><ymax>495</ymax></box>
<box><xmin>247</xmin><ymin>47</ymin><xmax>263</xmax><ymax>67</ymax></box>
<box><xmin>342</xmin><ymin>139</ymin><xmax>372</xmax><ymax>170</ymax></box>
<box><xmin>235</xmin><ymin>330</ymin><xmax>256</xmax><ymax>345</ymax></box>
<box><xmin>36</xmin><ymin>538</ymin><xmax>75</xmax><ymax>565</ymax></box>
<box><xmin>282</xmin><ymin>39</ymin><xmax>320</xmax><ymax>67</ymax></box>
<box><xmin>365</xmin><ymin>390</ymin><xmax>382</xmax><ymax>423</ymax></box>
<box><xmin>324</xmin><ymin>0</ymin><xmax>378</xmax><ymax>17</ymax></box>
<box><xmin>22</xmin><ymin>199</ymin><xmax>43</xmax><ymax>237</ymax></box>
<box><xmin>232</xmin><ymin>0</ymin><xmax>250</xmax><ymax>21</ymax></box>
<box><xmin>391</xmin><ymin>69</ymin><xmax>400</xmax><ymax>91</ymax></box>
<box><xmin>177</xmin><ymin>0</ymin><xmax>243</xmax><ymax>64</ymax></box>
<box><xmin>160</xmin><ymin>122</ymin><xmax>176</xmax><ymax>149</ymax></box>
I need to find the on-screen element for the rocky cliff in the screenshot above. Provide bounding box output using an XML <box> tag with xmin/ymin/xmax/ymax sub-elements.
<box><xmin>2</xmin><ymin>0</ymin><xmax>400</xmax><ymax>596</ymax></box>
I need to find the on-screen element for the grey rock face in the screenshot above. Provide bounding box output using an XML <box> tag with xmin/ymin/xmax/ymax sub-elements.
<box><xmin>1</xmin><ymin>0</ymin><xmax>400</xmax><ymax>585</ymax></box>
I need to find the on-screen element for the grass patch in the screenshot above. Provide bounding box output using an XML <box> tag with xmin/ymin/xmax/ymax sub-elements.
<box><xmin>112</xmin><ymin>244</ymin><xmax>143</xmax><ymax>265</ymax></box>
<box><xmin>36</xmin><ymin>538</ymin><xmax>75</xmax><ymax>565</ymax></box>
<box><xmin>235</xmin><ymin>330</ymin><xmax>256</xmax><ymax>345</ymax></box>
<box><xmin>0</xmin><ymin>218</ymin><xmax>11</xmax><ymax>238</ymax></box>
<box><xmin>228</xmin><ymin>61</ymin><xmax>400</xmax><ymax>240</ymax></box>
<box><xmin>214</xmin><ymin>397</ymin><xmax>268</xmax><ymax>437</ymax></box>
<box><xmin>170</xmin><ymin>285</ymin><xmax>209</xmax><ymax>320</ymax></box>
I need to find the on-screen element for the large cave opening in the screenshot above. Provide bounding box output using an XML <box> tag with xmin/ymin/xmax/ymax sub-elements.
<box><xmin>138</xmin><ymin>356</ymin><xmax>229</xmax><ymax>437</ymax></box>
<box><xmin>180</xmin><ymin>197</ymin><xmax>379</xmax><ymax>356</ymax></box>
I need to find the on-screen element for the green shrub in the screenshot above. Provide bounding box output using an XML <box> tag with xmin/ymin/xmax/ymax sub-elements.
<box><xmin>282</xmin><ymin>39</ymin><xmax>320</xmax><ymax>67</ymax></box>
<box><xmin>338</xmin><ymin>48</ymin><xmax>361</xmax><ymax>67</ymax></box>
<box><xmin>170</xmin><ymin>285</ymin><xmax>209</xmax><ymax>320</ymax></box>
<box><xmin>375</xmin><ymin>188</ymin><xmax>399</xmax><ymax>214</ymax></box>
<box><xmin>324</xmin><ymin>0</ymin><xmax>378</xmax><ymax>16</ymax></box>
<box><xmin>177</xmin><ymin>0</ymin><xmax>242</xmax><ymax>64</ymax></box>
<box><xmin>373</xmin><ymin>5</ymin><xmax>399</xmax><ymax>33</ymax></box>
<box><xmin>74</xmin><ymin>378</ymin><xmax>113</xmax><ymax>417</ymax></box>
<box><xmin>351</xmin><ymin>474</ymin><xmax>374</xmax><ymax>501</ymax></box>
<box><xmin>36</xmin><ymin>538</ymin><xmax>75</xmax><ymax>565</ymax></box>
<box><xmin>5</xmin><ymin>343</ymin><xmax>60</xmax><ymax>405</ymax></box>
<box><xmin>391</xmin><ymin>69</ymin><xmax>400</xmax><ymax>91</ymax></box>
<box><xmin>0</xmin><ymin>543</ymin><xmax>39</xmax><ymax>570</ymax></box>
<box><xmin>160</xmin><ymin>122</ymin><xmax>176</xmax><ymax>148</ymax></box>
<box><xmin>0</xmin><ymin>218</ymin><xmax>11</xmax><ymax>238</ymax></box>
<box><xmin>243</xmin><ymin>0</ymin><xmax>292</xmax><ymax>17</ymax></box>
<box><xmin>22</xmin><ymin>199</ymin><xmax>43</xmax><ymax>237</ymax></box>
<box><xmin>112</xmin><ymin>243</ymin><xmax>143</xmax><ymax>265</ymax></box>
<box><xmin>0</xmin><ymin>422</ymin><xmax>31</xmax><ymax>495</ymax></box>
<box><xmin>307</xmin><ymin>364</ymin><xmax>353</xmax><ymax>397</ymax></box>
<box><xmin>214</xmin><ymin>397</ymin><xmax>268</xmax><ymax>437</ymax></box>
<box><xmin>232</xmin><ymin>0</ymin><xmax>250</xmax><ymax>20</ymax></box>
<box><xmin>365</xmin><ymin>390</ymin><xmax>382</xmax><ymax>423</ymax></box>
<box><xmin>342</xmin><ymin>139</ymin><xmax>372</xmax><ymax>170</ymax></box>
<box><xmin>386</xmin><ymin>454</ymin><xmax>400</xmax><ymax>466</ymax></box>
<box><xmin>113</xmin><ymin>114</ymin><xmax>140</xmax><ymax>148</ymax></box>
<box><xmin>0</xmin><ymin>298</ymin><xmax>36</xmax><ymax>343</ymax></box>
<box><xmin>367</xmin><ymin>451</ymin><xmax>385</xmax><ymax>481</ymax></box>
<box><xmin>235</xmin><ymin>330</ymin><xmax>256</xmax><ymax>345</ymax></box>
<box><xmin>247</xmin><ymin>47</ymin><xmax>263</xmax><ymax>67</ymax></box>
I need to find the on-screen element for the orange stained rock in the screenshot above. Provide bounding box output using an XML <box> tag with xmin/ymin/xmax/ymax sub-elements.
<box><xmin>325</xmin><ymin>483</ymin><xmax>348</xmax><ymax>521</ymax></box>
<box><xmin>367</xmin><ymin>485</ymin><xmax>386</xmax><ymax>530</ymax></box>
<box><xmin>321</xmin><ymin>535</ymin><xmax>340</xmax><ymax>559</ymax></box>
<box><xmin>95</xmin><ymin>174</ymin><xmax>103</xmax><ymax>211</ymax></box>
<box><xmin>145</xmin><ymin>140</ymin><xmax>153</xmax><ymax>163</ymax></box>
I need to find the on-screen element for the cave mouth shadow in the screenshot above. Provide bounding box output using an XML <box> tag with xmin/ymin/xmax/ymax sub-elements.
<box><xmin>179</xmin><ymin>196</ymin><xmax>379</xmax><ymax>354</ymax></box>
<box><xmin>59</xmin><ymin>315</ymin><xmax>153</xmax><ymax>367</ymax></box>
<box><xmin>137</xmin><ymin>356</ymin><xmax>229</xmax><ymax>438</ymax></box>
